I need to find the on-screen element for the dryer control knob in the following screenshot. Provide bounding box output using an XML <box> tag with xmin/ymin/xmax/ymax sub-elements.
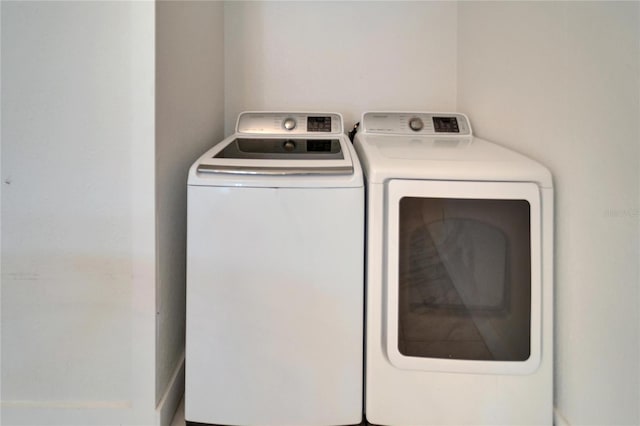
<box><xmin>283</xmin><ymin>140</ymin><xmax>296</xmax><ymax>152</ymax></box>
<box><xmin>409</xmin><ymin>117</ymin><xmax>424</xmax><ymax>131</ymax></box>
<box><xmin>283</xmin><ymin>117</ymin><xmax>297</xmax><ymax>131</ymax></box>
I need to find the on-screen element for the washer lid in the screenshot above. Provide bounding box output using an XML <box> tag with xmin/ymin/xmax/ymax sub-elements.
<box><xmin>189</xmin><ymin>112</ymin><xmax>363</xmax><ymax>188</ymax></box>
<box><xmin>189</xmin><ymin>134</ymin><xmax>363</xmax><ymax>188</ymax></box>
<box><xmin>196</xmin><ymin>135</ymin><xmax>353</xmax><ymax>176</ymax></box>
<box><xmin>214</xmin><ymin>137</ymin><xmax>344</xmax><ymax>160</ymax></box>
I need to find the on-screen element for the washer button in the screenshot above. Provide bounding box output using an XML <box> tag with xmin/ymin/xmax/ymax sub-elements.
<box><xmin>283</xmin><ymin>118</ymin><xmax>296</xmax><ymax>131</ymax></box>
<box><xmin>409</xmin><ymin>117</ymin><xmax>424</xmax><ymax>131</ymax></box>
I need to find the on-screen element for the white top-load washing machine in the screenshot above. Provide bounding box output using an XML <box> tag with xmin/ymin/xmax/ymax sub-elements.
<box><xmin>354</xmin><ymin>112</ymin><xmax>553</xmax><ymax>425</ymax></box>
<box><xmin>186</xmin><ymin>112</ymin><xmax>364</xmax><ymax>426</ymax></box>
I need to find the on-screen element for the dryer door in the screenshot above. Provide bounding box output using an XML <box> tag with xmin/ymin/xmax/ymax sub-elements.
<box><xmin>385</xmin><ymin>180</ymin><xmax>542</xmax><ymax>375</ymax></box>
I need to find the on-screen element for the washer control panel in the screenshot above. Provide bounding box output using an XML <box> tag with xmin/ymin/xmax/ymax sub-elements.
<box><xmin>237</xmin><ymin>112</ymin><xmax>343</xmax><ymax>135</ymax></box>
<box><xmin>361</xmin><ymin>112</ymin><xmax>471</xmax><ymax>136</ymax></box>
<box><xmin>283</xmin><ymin>117</ymin><xmax>297</xmax><ymax>131</ymax></box>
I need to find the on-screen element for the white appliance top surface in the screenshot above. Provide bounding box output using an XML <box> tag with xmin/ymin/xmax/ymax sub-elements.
<box><xmin>189</xmin><ymin>112</ymin><xmax>362</xmax><ymax>188</ymax></box>
<box><xmin>355</xmin><ymin>112</ymin><xmax>552</xmax><ymax>188</ymax></box>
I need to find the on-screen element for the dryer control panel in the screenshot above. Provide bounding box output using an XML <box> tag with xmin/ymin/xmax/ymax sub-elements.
<box><xmin>361</xmin><ymin>112</ymin><xmax>472</xmax><ymax>136</ymax></box>
<box><xmin>237</xmin><ymin>112</ymin><xmax>344</xmax><ymax>135</ymax></box>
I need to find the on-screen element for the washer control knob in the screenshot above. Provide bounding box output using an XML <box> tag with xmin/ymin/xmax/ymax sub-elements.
<box><xmin>409</xmin><ymin>117</ymin><xmax>424</xmax><ymax>131</ymax></box>
<box><xmin>283</xmin><ymin>117</ymin><xmax>297</xmax><ymax>131</ymax></box>
<box><xmin>283</xmin><ymin>140</ymin><xmax>296</xmax><ymax>152</ymax></box>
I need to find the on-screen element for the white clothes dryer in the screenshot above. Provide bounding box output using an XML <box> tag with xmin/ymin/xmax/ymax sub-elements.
<box><xmin>354</xmin><ymin>112</ymin><xmax>553</xmax><ymax>425</ymax></box>
<box><xmin>186</xmin><ymin>112</ymin><xmax>364</xmax><ymax>426</ymax></box>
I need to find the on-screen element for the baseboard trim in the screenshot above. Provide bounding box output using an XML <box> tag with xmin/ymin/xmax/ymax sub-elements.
<box><xmin>554</xmin><ymin>406</ymin><xmax>570</xmax><ymax>426</ymax></box>
<box><xmin>0</xmin><ymin>400</ymin><xmax>131</xmax><ymax>409</ymax></box>
<box><xmin>157</xmin><ymin>353</ymin><xmax>185</xmax><ymax>426</ymax></box>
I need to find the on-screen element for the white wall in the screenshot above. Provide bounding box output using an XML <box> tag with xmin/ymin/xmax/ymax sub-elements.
<box><xmin>457</xmin><ymin>2</ymin><xmax>640</xmax><ymax>425</ymax></box>
<box><xmin>1</xmin><ymin>1</ymin><xmax>157</xmax><ymax>424</ymax></box>
<box><xmin>224</xmin><ymin>1</ymin><xmax>458</xmax><ymax>133</ymax></box>
<box><xmin>1</xmin><ymin>1</ymin><xmax>227</xmax><ymax>424</ymax></box>
<box><xmin>155</xmin><ymin>0</ymin><xmax>225</xmax><ymax>409</ymax></box>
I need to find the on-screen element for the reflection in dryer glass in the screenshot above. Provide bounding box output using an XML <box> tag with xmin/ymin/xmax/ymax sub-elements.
<box><xmin>398</xmin><ymin>197</ymin><xmax>531</xmax><ymax>361</ymax></box>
